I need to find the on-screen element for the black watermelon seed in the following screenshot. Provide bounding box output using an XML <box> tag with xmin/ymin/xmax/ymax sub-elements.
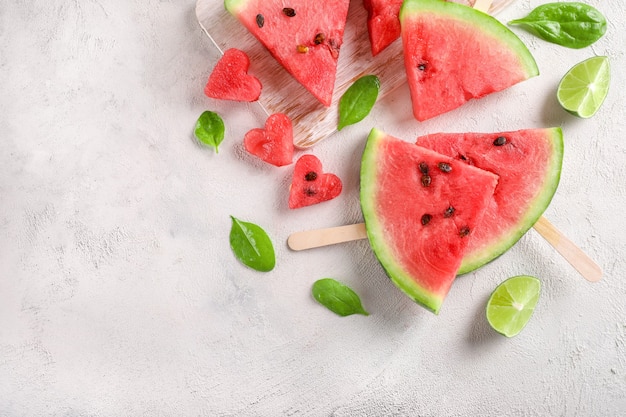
<box><xmin>444</xmin><ymin>206</ymin><xmax>455</xmax><ymax>218</ymax></box>
<box><xmin>493</xmin><ymin>136</ymin><xmax>507</xmax><ymax>146</ymax></box>
<box><xmin>314</xmin><ymin>32</ymin><xmax>326</xmax><ymax>45</ymax></box>
<box><xmin>256</xmin><ymin>14</ymin><xmax>264</xmax><ymax>28</ymax></box>
<box><xmin>282</xmin><ymin>7</ymin><xmax>296</xmax><ymax>17</ymax></box>
<box><xmin>419</xmin><ymin>161</ymin><xmax>429</xmax><ymax>175</ymax></box>
<box><xmin>459</xmin><ymin>154</ymin><xmax>468</xmax><ymax>161</ymax></box>
<box><xmin>459</xmin><ymin>226</ymin><xmax>471</xmax><ymax>237</ymax></box>
<box><xmin>304</xmin><ymin>187</ymin><xmax>317</xmax><ymax>196</ymax></box>
<box><xmin>418</xmin><ymin>63</ymin><xmax>427</xmax><ymax>71</ymax></box>
<box><xmin>421</xmin><ymin>174</ymin><xmax>432</xmax><ymax>187</ymax></box>
<box><xmin>421</xmin><ymin>214</ymin><xmax>432</xmax><ymax>226</ymax></box>
<box><xmin>438</xmin><ymin>162</ymin><xmax>452</xmax><ymax>173</ymax></box>
<box><xmin>304</xmin><ymin>171</ymin><xmax>317</xmax><ymax>181</ymax></box>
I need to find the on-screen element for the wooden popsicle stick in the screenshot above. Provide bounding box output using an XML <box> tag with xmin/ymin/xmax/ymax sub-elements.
<box><xmin>532</xmin><ymin>216</ymin><xmax>602</xmax><ymax>282</ymax></box>
<box><xmin>287</xmin><ymin>216</ymin><xmax>602</xmax><ymax>282</ymax></box>
<box><xmin>288</xmin><ymin>223</ymin><xmax>367</xmax><ymax>251</ymax></box>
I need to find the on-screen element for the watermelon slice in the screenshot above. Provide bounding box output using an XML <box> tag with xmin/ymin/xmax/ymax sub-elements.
<box><xmin>363</xmin><ymin>0</ymin><xmax>403</xmax><ymax>56</ymax></box>
<box><xmin>416</xmin><ymin>128</ymin><xmax>564</xmax><ymax>274</ymax></box>
<box><xmin>224</xmin><ymin>0</ymin><xmax>350</xmax><ymax>107</ymax></box>
<box><xmin>204</xmin><ymin>48</ymin><xmax>262</xmax><ymax>102</ymax></box>
<box><xmin>289</xmin><ymin>154</ymin><xmax>342</xmax><ymax>209</ymax></box>
<box><xmin>244</xmin><ymin>113</ymin><xmax>294</xmax><ymax>167</ymax></box>
<box><xmin>400</xmin><ymin>0</ymin><xmax>539</xmax><ymax>121</ymax></box>
<box><xmin>360</xmin><ymin>128</ymin><xmax>499</xmax><ymax>313</ymax></box>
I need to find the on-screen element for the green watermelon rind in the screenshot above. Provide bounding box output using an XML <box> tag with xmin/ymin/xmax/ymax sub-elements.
<box><xmin>400</xmin><ymin>0</ymin><xmax>539</xmax><ymax>79</ymax></box>
<box><xmin>224</xmin><ymin>0</ymin><xmax>245</xmax><ymax>14</ymax></box>
<box><xmin>457</xmin><ymin>127</ymin><xmax>564</xmax><ymax>275</ymax></box>
<box><xmin>360</xmin><ymin>128</ymin><xmax>443</xmax><ymax>313</ymax></box>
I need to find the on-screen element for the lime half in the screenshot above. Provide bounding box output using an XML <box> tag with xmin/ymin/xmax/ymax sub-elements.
<box><xmin>486</xmin><ymin>275</ymin><xmax>541</xmax><ymax>337</ymax></box>
<box><xmin>557</xmin><ymin>56</ymin><xmax>610</xmax><ymax>118</ymax></box>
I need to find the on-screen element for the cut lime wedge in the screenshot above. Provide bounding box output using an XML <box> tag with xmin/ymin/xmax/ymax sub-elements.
<box><xmin>486</xmin><ymin>275</ymin><xmax>541</xmax><ymax>337</ymax></box>
<box><xmin>557</xmin><ymin>56</ymin><xmax>610</xmax><ymax>119</ymax></box>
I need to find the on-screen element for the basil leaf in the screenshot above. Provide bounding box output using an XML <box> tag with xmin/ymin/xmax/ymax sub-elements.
<box><xmin>312</xmin><ymin>278</ymin><xmax>369</xmax><ymax>317</ymax></box>
<box><xmin>338</xmin><ymin>75</ymin><xmax>380</xmax><ymax>131</ymax></box>
<box><xmin>195</xmin><ymin>110</ymin><xmax>225</xmax><ymax>153</ymax></box>
<box><xmin>508</xmin><ymin>2</ymin><xmax>607</xmax><ymax>49</ymax></box>
<box><xmin>229</xmin><ymin>216</ymin><xmax>275</xmax><ymax>272</ymax></box>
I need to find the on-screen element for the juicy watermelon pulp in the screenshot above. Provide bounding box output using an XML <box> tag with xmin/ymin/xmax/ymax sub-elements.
<box><xmin>204</xmin><ymin>48</ymin><xmax>262</xmax><ymax>102</ymax></box>
<box><xmin>289</xmin><ymin>154</ymin><xmax>342</xmax><ymax>209</ymax></box>
<box><xmin>244</xmin><ymin>113</ymin><xmax>294</xmax><ymax>167</ymax></box>
<box><xmin>417</xmin><ymin>128</ymin><xmax>564</xmax><ymax>274</ymax></box>
<box><xmin>224</xmin><ymin>0</ymin><xmax>350</xmax><ymax>106</ymax></box>
<box><xmin>400</xmin><ymin>0</ymin><xmax>539</xmax><ymax>121</ymax></box>
<box><xmin>363</xmin><ymin>0</ymin><xmax>403</xmax><ymax>56</ymax></box>
<box><xmin>360</xmin><ymin>128</ymin><xmax>499</xmax><ymax>313</ymax></box>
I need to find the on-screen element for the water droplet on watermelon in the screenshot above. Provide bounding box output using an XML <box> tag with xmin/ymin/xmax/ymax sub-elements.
<box><xmin>493</xmin><ymin>136</ymin><xmax>507</xmax><ymax>146</ymax></box>
<box><xmin>282</xmin><ymin>7</ymin><xmax>296</xmax><ymax>17</ymax></box>
<box><xmin>305</xmin><ymin>171</ymin><xmax>318</xmax><ymax>181</ymax></box>
<box><xmin>421</xmin><ymin>175</ymin><xmax>432</xmax><ymax>187</ymax></box>
<box><xmin>421</xmin><ymin>214</ymin><xmax>432</xmax><ymax>226</ymax></box>
<box><xmin>437</xmin><ymin>162</ymin><xmax>452</xmax><ymax>173</ymax></box>
<box><xmin>256</xmin><ymin>14</ymin><xmax>264</xmax><ymax>28</ymax></box>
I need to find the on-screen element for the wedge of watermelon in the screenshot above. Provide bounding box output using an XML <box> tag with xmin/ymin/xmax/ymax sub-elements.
<box><xmin>400</xmin><ymin>0</ymin><xmax>539</xmax><ymax>121</ymax></box>
<box><xmin>417</xmin><ymin>128</ymin><xmax>564</xmax><ymax>274</ymax></box>
<box><xmin>363</xmin><ymin>0</ymin><xmax>403</xmax><ymax>56</ymax></box>
<box><xmin>224</xmin><ymin>0</ymin><xmax>350</xmax><ymax>107</ymax></box>
<box><xmin>360</xmin><ymin>128</ymin><xmax>499</xmax><ymax>313</ymax></box>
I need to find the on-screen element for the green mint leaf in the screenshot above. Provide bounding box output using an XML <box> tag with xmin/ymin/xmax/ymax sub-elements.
<box><xmin>195</xmin><ymin>110</ymin><xmax>225</xmax><ymax>153</ymax></box>
<box><xmin>229</xmin><ymin>216</ymin><xmax>275</xmax><ymax>272</ymax></box>
<box><xmin>338</xmin><ymin>75</ymin><xmax>380</xmax><ymax>131</ymax></box>
<box><xmin>312</xmin><ymin>278</ymin><xmax>369</xmax><ymax>317</ymax></box>
<box><xmin>508</xmin><ymin>2</ymin><xmax>607</xmax><ymax>49</ymax></box>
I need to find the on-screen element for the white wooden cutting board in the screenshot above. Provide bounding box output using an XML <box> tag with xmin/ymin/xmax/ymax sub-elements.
<box><xmin>195</xmin><ymin>0</ymin><xmax>513</xmax><ymax>148</ymax></box>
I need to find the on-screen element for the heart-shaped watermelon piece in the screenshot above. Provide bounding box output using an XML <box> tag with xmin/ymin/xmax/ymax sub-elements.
<box><xmin>204</xmin><ymin>48</ymin><xmax>262</xmax><ymax>102</ymax></box>
<box><xmin>244</xmin><ymin>113</ymin><xmax>294</xmax><ymax>167</ymax></box>
<box><xmin>289</xmin><ymin>155</ymin><xmax>342</xmax><ymax>209</ymax></box>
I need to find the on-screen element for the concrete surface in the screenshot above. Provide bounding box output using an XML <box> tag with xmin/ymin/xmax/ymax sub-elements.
<box><xmin>1</xmin><ymin>0</ymin><xmax>625</xmax><ymax>416</ymax></box>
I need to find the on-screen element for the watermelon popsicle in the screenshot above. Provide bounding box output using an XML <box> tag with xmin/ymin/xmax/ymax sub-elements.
<box><xmin>287</xmin><ymin>128</ymin><xmax>602</xmax><ymax>286</ymax></box>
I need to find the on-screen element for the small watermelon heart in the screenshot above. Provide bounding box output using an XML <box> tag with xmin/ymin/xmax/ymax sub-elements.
<box><xmin>289</xmin><ymin>154</ymin><xmax>342</xmax><ymax>209</ymax></box>
<box><xmin>244</xmin><ymin>113</ymin><xmax>294</xmax><ymax>167</ymax></box>
<box><xmin>204</xmin><ymin>48</ymin><xmax>262</xmax><ymax>102</ymax></box>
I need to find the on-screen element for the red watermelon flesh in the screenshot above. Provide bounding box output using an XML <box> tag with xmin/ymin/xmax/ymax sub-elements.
<box><xmin>363</xmin><ymin>0</ymin><xmax>403</xmax><ymax>56</ymax></box>
<box><xmin>289</xmin><ymin>154</ymin><xmax>342</xmax><ymax>209</ymax></box>
<box><xmin>360</xmin><ymin>128</ymin><xmax>499</xmax><ymax>313</ymax></box>
<box><xmin>225</xmin><ymin>0</ymin><xmax>350</xmax><ymax>107</ymax></box>
<box><xmin>204</xmin><ymin>48</ymin><xmax>262</xmax><ymax>102</ymax></box>
<box><xmin>417</xmin><ymin>128</ymin><xmax>563</xmax><ymax>274</ymax></box>
<box><xmin>363</xmin><ymin>0</ymin><xmax>474</xmax><ymax>56</ymax></box>
<box><xmin>400</xmin><ymin>0</ymin><xmax>539</xmax><ymax>121</ymax></box>
<box><xmin>244</xmin><ymin>113</ymin><xmax>294</xmax><ymax>167</ymax></box>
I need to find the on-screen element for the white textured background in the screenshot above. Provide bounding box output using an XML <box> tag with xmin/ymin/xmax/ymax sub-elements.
<box><xmin>1</xmin><ymin>1</ymin><xmax>625</xmax><ymax>416</ymax></box>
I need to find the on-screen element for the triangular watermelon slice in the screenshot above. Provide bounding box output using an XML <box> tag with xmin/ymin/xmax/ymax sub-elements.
<box><xmin>400</xmin><ymin>0</ymin><xmax>539</xmax><ymax>121</ymax></box>
<box><xmin>363</xmin><ymin>0</ymin><xmax>403</xmax><ymax>56</ymax></box>
<box><xmin>360</xmin><ymin>128</ymin><xmax>499</xmax><ymax>313</ymax></box>
<box><xmin>224</xmin><ymin>0</ymin><xmax>350</xmax><ymax>107</ymax></box>
<box><xmin>417</xmin><ymin>128</ymin><xmax>564</xmax><ymax>274</ymax></box>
